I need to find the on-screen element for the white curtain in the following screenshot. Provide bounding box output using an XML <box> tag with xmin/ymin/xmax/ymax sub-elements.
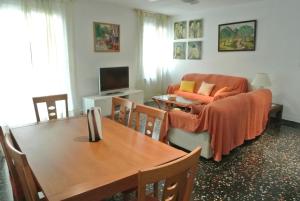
<box><xmin>135</xmin><ymin>10</ymin><xmax>172</xmax><ymax>101</ymax></box>
<box><xmin>0</xmin><ymin>0</ymin><xmax>74</xmax><ymax>127</ymax></box>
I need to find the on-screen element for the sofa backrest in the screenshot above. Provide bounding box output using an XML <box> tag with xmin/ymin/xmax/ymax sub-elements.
<box><xmin>181</xmin><ymin>73</ymin><xmax>248</xmax><ymax>96</ymax></box>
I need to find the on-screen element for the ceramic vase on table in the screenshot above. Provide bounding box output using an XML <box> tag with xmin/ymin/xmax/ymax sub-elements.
<box><xmin>87</xmin><ymin>107</ymin><xmax>103</xmax><ymax>142</ymax></box>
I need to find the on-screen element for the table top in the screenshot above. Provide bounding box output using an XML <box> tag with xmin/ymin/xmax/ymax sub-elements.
<box><xmin>11</xmin><ymin>117</ymin><xmax>186</xmax><ymax>201</ymax></box>
<box><xmin>152</xmin><ymin>94</ymin><xmax>200</xmax><ymax>107</ymax></box>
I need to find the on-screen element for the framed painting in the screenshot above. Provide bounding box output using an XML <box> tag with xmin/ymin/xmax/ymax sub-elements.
<box><xmin>174</xmin><ymin>21</ymin><xmax>187</xmax><ymax>40</ymax></box>
<box><xmin>173</xmin><ymin>42</ymin><xmax>186</xmax><ymax>59</ymax></box>
<box><xmin>189</xmin><ymin>19</ymin><xmax>203</xmax><ymax>38</ymax></box>
<box><xmin>93</xmin><ymin>22</ymin><xmax>120</xmax><ymax>52</ymax></box>
<box><xmin>188</xmin><ymin>41</ymin><xmax>202</xmax><ymax>60</ymax></box>
<box><xmin>218</xmin><ymin>20</ymin><xmax>257</xmax><ymax>52</ymax></box>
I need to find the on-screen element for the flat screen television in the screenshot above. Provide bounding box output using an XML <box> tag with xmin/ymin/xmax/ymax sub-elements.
<box><xmin>99</xmin><ymin>66</ymin><xmax>129</xmax><ymax>95</ymax></box>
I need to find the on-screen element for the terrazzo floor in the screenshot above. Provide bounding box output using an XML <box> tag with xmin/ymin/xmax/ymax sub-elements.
<box><xmin>0</xmin><ymin>121</ymin><xmax>299</xmax><ymax>201</ymax></box>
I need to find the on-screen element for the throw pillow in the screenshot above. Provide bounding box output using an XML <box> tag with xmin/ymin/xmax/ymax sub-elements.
<box><xmin>197</xmin><ymin>81</ymin><xmax>215</xmax><ymax>96</ymax></box>
<box><xmin>179</xmin><ymin>80</ymin><xmax>195</xmax><ymax>93</ymax></box>
<box><xmin>213</xmin><ymin>87</ymin><xmax>230</xmax><ymax>97</ymax></box>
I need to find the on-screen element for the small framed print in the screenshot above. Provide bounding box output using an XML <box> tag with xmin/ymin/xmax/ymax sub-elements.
<box><xmin>188</xmin><ymin>41</ymin><xmax>202</xmax><ymax>60</ymax></box>
<box><xmin>189</xmin><ymin>19</ymin><xmax>203</xmax><ymax>38</ymax></box>
<box><xmin>173</xmin><ymin>42</ymin><xmax>186</xmax><ymax>59</ymax></box>
<box><xmin>174</xmin><ymin>21</ymin><xmax>187</xmax><ymax>40</ymax></box>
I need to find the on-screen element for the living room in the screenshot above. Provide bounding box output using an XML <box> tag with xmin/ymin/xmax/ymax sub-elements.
<box><xmin>0</xmin><ymin>0</ymin><xmax>299</xmax><ymax>201</ymax></box>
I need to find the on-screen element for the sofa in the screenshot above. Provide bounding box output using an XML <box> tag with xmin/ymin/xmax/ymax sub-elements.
<box><xmin>167</xmin><ymin>73</ymin><xmax>248</xmax><ymax>104</ymax></box>
<box><xmin>165</xmin><ymin>74</ymin><xmax>272</xmax><ymax>161</ymax></box>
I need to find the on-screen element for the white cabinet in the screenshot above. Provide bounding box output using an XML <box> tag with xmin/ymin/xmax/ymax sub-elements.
<box><xmin>82</xmin><ymin>90</ymin><xmax>144</xmax><ymax>116</ymax></box>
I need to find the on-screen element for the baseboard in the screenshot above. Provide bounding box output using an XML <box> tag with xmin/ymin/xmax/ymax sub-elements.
<box><xmin>281</xmin><ymin>119</ymin><xmax>300</xmax><ymax>128</ymax></box>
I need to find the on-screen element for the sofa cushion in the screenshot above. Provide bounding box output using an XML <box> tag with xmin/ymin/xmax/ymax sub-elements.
<box><xmin>174</xmin><ymin>90</ymin><xmax>214</xmax><ymax>104</ymax></box>
<box><xmin>179</xmin><ymin>80</ymin><xmax>195</xmax><ymax>93</ymax></box>
<box><xmin>213</xmin><ymin>87</ymin><xmax>230</xmax><ymax>97</ymax></box>
<box><xmin>181</xmin><ymin>73</ymin><xmax>248</xmax><ymax>96</ymax></box>
<box><xmin>197</xmin><ymin>81</ymin><xmax>215</xmax><ymax>96</ymax></box>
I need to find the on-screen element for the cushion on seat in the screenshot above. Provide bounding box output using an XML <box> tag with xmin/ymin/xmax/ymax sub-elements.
<box><xmin>197</xmin><ymin>81</ymin><xmax>215</xmax><ymax>96</ymax></box>
<box><xmin>213</xmin><ymin>86</ymin><xmax>230</xmax><ymax>97</ymax></box>
<box><xmin>179</xmin><ymin>80</ymin><xmax>195</xmax><ymax>93</ymax></box>
<box><xmin>181</xmin><ymin>73</ymin><xmax>248</xmax><ymax>96</ymax></box>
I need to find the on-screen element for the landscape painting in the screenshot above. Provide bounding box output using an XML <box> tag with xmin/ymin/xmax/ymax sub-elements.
<box><xmin>94</xmin><ymin>22</ymin><xmax>120</xmax><ymax>52</ymax></box>
<box><xmin>174</xmin><ymin>21</ymin><xmax>187</xmax><ymax>39</ymax></box>
<box><xmin>218</xmin><ymin>20</ymin><xmax>256</xmax><ymax>51</ymax></box>
<box><xmin>188</xmin><ymin>41</ymin><xmax>202</xmax><ymax>60</ymax></box>
<box><xmin>173</xmin><ymin>42</ymin><xmax>186</xmax><ymax>59</ymax></box>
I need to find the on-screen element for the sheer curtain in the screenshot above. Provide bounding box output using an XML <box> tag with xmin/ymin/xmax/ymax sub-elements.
<box><xmin>0</xmin><ymin>0</ymin><xmax>74</xmax><ymax>127</ymax></box>
<box><xmin>135</xmin><ymin>10</ymin><xmax>172</xmax><ymax>101</ymax></box>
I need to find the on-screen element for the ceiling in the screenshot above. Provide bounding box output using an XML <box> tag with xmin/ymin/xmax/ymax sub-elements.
<box><xmin>93</xmin><ymin>0</ymin><xmax>263</xmax><ymax>15</ymax></box>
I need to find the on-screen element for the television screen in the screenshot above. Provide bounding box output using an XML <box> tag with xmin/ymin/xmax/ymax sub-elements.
<box><xmin>99</xmin><ymin>66</ymin><xmax>129</xmax><ymax>93</ymax></box>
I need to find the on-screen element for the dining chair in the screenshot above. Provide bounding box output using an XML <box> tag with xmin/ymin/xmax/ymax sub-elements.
<box><xmin>137</xmin><ymin>147</ymin><xmax>201</xmax><ymax>201</ymax></box>
<box><xmin>129</xmin><ymin>104</ymin><xmax>167</xmax><ymax>142</ymax></box>
<box><xmin>0</xmin><ymin>127</ymin><xmax>25</xmax><ymax>201</ymax></box>
<box><xmin>111</xmin><ymin>97</ymin><xmax>134</xmax><ymax>126</ymax></box>
<box><xmin>124</xmin><ymin>105</ymin><xmax>167</xmax><ymax>200</ymax></box>
<box><xmin>32</xmin><ymin>94</ymin><xmax>68</xmax><ymax>122</ymax></box>
<box><xmin>5</xmin><ymin>133</ymin><xmax>46</xmax><ymax>201</ymax></box>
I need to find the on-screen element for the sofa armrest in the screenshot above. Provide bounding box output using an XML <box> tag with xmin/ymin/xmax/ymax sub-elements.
<box><xmin>213</xmin><ymin>91</ymin><xmax>241</xmax><ymax>101</ymax></box>
<box><xmin>167</xmin><ymin>84</ymin><xmax>180</xmax><ymax>94</ymax></box>
<box><xmin>168</xmin><ymin>110</ymin><xmax>201</xmax><ymax>132</ymax></box>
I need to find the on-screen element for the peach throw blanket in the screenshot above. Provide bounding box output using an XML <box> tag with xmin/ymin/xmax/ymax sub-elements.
<box><xmin>168</xmin><ymin>89</ymin><xmax>272</xmax><ymax>161</ymax></box>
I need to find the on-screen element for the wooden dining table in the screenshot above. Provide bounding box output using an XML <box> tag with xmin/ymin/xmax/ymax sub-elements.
<box><xmin>11</xmin><ymin>116</ymin><xmax>186</xmax><ymax>201</ymax></box>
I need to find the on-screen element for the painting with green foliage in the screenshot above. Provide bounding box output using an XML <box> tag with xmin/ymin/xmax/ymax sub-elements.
<box><xmin>94</xmin><ymin>22</ymin><xmax>120</xmax><ymax>52</ymax></box>
<box><xmin>218</xmin><ymin>20</ymin><xmax>256</xmax><ymax>51</ymax></box>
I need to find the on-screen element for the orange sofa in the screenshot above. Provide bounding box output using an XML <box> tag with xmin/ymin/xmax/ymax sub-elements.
<box><xmin>165</xmin><ymin>74</ymin><xmax>272</xmax><ymax>161</ymax></box>
<box><xmin>167</xmin><ymin>73</ymin><xmax>248</xmax><ymax>104</ymax></box>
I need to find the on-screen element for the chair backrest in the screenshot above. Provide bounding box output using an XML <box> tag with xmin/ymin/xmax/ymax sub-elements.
<box><xmin>32</xmin><ymin>94</ymin><xmax>69</xmax><ymax>122</ymax></box>
<box><xmin>0</xmin><ymin>127</ymin><xmax>24</xmax><ymax>201</ymax></box>
<box><xmin>5</xmin><ymin>134</ymin><xmax>40</xmax><ymax>201</ymax></box>
<box><xmin>137</xmin><ymin>147</ymin><xmax>201</xmax><ymax>201</ymax></box>
<box><xmin>111</xmin><ymin>97</ymin><xmax>134</xmax><ymax>126</ymax></box>
<box><xmin>0</xmin><ymin>127</ymin><xmax>14</xmax><ymax>176</ymax></box>
<box><xmin>129</xmin><ymin>104</ymin><xmax>167</xmax><ymax>142</ymax></box>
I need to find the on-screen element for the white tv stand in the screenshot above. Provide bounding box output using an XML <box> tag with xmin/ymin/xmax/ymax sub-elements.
<box><xmin>82</xmin><ymin>89</ymin><xmax>144</xmax><ymax>116</ymax></box>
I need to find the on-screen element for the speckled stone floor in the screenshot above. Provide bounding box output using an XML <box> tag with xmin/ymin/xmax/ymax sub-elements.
<box><xmin>1</xmin><ymin>121</ymin><xmax>299</xmax><ymax>201</ymax></box>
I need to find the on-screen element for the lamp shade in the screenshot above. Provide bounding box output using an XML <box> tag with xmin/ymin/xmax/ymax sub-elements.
<box><xmin>251</xmin><ymin>73</ymin><xmax>271</xmax><ymax>88</ymax></box>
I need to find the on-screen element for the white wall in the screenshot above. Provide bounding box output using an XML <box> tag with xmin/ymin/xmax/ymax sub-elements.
<box><xmin>72</xmin><ymin>0</ymin><xmax>137</xmax><ymax>112</ymax></box>
<box><xmin>169</xmin><ymin>0</ymin><xmax>300</xmax><ymax>123</ymax></box>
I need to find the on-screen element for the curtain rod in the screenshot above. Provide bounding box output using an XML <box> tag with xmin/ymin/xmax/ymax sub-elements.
<box><xmin>133</xmin><ymin>8</ymin><xmax>171</xmax><ymax>17</ymax></box>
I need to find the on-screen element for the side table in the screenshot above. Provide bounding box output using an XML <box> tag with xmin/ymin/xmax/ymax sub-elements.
<box><xmin>269</xmin><ymin>103</ymin><xmax>283</xmax><ymax>125</ymax></box>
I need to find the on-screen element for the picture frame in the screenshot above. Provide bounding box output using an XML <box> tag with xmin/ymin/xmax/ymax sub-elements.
<box><xmin>218</xmin><ymin>20</ymin><xmax>257</xmax><ymax>52</ymax></box>
<box><xmin>189</xmin><ymin>19</ymin><xmax>203</xmax><ymax>39</ymax></box>
<box><xmin>174</xmin><ymin>21</ymin><xmax>187</xmax><ymax>40</ymax></box>
<box><xmin>93</xmin><ymin>22</ymin><xmax>120</xmax><ymax>52</ymax></box>
<box><xmin>188</xmin><ymin>41</ymin><xmax>202</xmax><ymax>60</ymax></box>
<box><xmin>173</xmin><ymin>42</ymin><xmax>186</xmax><ymax>59</ymax></box>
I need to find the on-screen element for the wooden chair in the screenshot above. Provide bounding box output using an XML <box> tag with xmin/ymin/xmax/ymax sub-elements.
<box><xmin>137</xmin><ymin>147</ymin><xmax>201</xmax><ymax>201</ymax></box>
<box><xmin>124</xmin><ymin>105</ymin><xmax>167</xmax><ymax>200</ymax></box>
<box><xmin>0</xmin><ymin>127</ymin><xmax>25</xmax><ymax>201</ymax></box>
<box><xmin>32</xmin><ymin>94</ymin><xmax>68</xmax><ymax>122</ymax></box>
<box><xmin>129</xmin><ymin>104</ymin><xmax>167</xmax><ymax>142</ymax></box>
<box><xmin>4</xmin><ymin>133</ymin><xmax>45</xmax><ymax>201</ymax></box>
<box><xmin>111</xmin><ymin>97</ymin><xmax>134</xmax><ymax>126</ymax></box>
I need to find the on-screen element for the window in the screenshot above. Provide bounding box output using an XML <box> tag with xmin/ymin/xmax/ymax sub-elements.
<box><xmin>0</xmin><ymin>1</ymin><xmax>72</xmax><ymax>127</ymax></box>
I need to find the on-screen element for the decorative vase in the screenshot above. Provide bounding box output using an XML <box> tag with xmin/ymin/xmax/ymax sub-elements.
<box><xmin>87</xmin><ymin>107</ymin><xmax>103</xmax><ymax>142</ymax></box>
